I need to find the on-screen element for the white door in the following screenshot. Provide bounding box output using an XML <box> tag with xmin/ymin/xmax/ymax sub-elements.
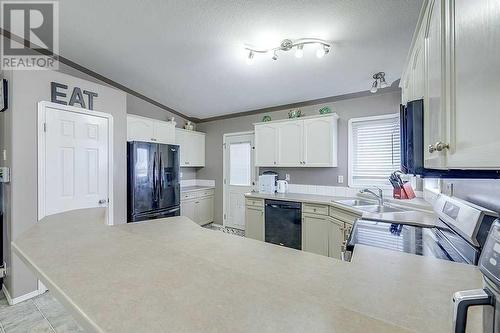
<box><xmin>224</xmin><ymin>132</ymin><xmax>255</xmax><ymax>230</ymax></box>
<box><xmin>254</xmin><ymin>124</ymin><xmax>278</xmax><ymax>166</ymax></box>
<box><xmin>39</xmin><ymin>103</ymin><xmax>110</xmax><ymax>219</ymax></box>
<box><xmin>277</xmin><ymin>121</ymin><xmax>303</xmax><ymax>166</ymax></box>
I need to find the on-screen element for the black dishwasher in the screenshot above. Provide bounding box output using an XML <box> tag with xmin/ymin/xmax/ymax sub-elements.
<box><xmin>265</xmin><ymin>200</ymin><xmax>301</xmax><ymax>250</ymax></box>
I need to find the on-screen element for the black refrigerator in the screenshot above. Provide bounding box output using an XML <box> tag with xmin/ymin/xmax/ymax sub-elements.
<box><xmin>127</xmin><ymin>141</ymin><xmax>181</xmax><ymax>222</ymax></box>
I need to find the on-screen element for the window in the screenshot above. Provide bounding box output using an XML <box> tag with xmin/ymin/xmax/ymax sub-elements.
<box><xmin>229</xmin><ymin>142</ymin><xmax>252</xmax><ymax>186</ymax></box>
<box><xmin>348</xmin><ymin>114</ymin><xmax>400</xmax><ymax>188</ymax></box>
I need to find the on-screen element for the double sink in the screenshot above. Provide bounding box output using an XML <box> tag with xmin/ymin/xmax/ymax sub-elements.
<box><xmin>334</xmin><ymin>199</ymin><xmax>404</xmax><ymax>214</ymax></box>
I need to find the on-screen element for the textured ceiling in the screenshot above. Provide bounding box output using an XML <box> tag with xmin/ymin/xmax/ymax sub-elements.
<box><xmin>58</xmin><ymin>0</ymin><xmax>422</xmax><ymax>118</ymax></box>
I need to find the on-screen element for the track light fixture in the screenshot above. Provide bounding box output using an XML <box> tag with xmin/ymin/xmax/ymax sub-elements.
<box><xmin>244</xmin><ymin>38</ymin><xmax>332</xmax><ymax>64</ymax></box>
<box><xmin>370</xmin><ymin>72</ymin><xmax>388</xmax><ymax>93</ymax></box>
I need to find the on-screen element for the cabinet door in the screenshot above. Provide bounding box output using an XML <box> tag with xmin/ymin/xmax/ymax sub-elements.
<box><xmin>196</xmin><ymin>196</ymin><xmax>214</xmax><ymax>225</ymax></box>
<box><xmin>255</xmin><ymin>124</ymin><xmax>278</xmax><ymax>166</ymax></box>
<box><xmin>191</xmin><ymin>133</ymin><xmax>205</xmax><ymax>167</ymax></box>
<box><xmin>154</xmin><ymin>121</ymin><xmax>175</xmax><ymax>145</ymax></box>
<box><xmin>412</xmin><ymin>31</ymin><xmax>426</xmax><ymax>100</ymax></box>
<box><xmin>245</xmin><ymin>206</ymin><xmax>264</xmax><ymax>241</ymax></box>
<box><xmin>446</xmin><ymin>0</ymin><xmax>500</xmax><ymax>168</ymax></box>
<box><xmin>424</xmin><ymin>0</ymin><xmax>447</xmax><ymax>169</ymax></box>
<box><xmin>127</xmin><ymin>115</ymin><xmax>156</xmax><ymax>142</ymax></box>
<box><xmin>277</xmin><ymin>121</ymin><xmax>303</xmax><ymax>166</ymax></box>
<box><xmin>302</xmin><ymin>214</ymin><xmax>329</xmax><ymax>256</ymax></box>
<box><xmin>303</xmin><ymin>116</ymin><xmax>338</xmax><ymax>167</ymax></box>
<box><xmin>176</xmin><ymin>130</ymin><xmax>190</xmax><ymax>166</ymax></box>
<box><xmin>181</xmin><ymin>200</ymin><xmax>196</xmax><ymax>222</ymax></box>
<box><xmin>328</xmin><ymin>218</ymin><xmax>345</xmax><ymax>260</ymax></box>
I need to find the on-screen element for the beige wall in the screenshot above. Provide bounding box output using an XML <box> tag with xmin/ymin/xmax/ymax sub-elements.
<box><xmin>3</xmin><ymin>69</ymin><xmax>127</xmax><ymax>299</ymax></box>
<box><xmin>196</xmin><ymin>90</ymin><xmax>402</xmax><ymax>224</ymax></box>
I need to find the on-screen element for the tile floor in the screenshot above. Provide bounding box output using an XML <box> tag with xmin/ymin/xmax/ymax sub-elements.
<box><xmin>0</xmin><ymin>291</ymin><xmax>84</xmax><ymax>333</ymax></box>
<box><xmin>0</xmin><ymin>223</ymin><xmax>240</xmax><ymax>332</ymax></box>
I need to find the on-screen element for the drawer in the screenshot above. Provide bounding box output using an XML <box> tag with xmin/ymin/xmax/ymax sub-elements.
<box><xmin>181</xmin><ymin>191</ymin><xmax>197</xmax><ymax>200</ymax></box>
<box><xmin>199</xmin><ymin>189</ymin><xmax>215</xmax><ymax>197</ymax></box>
<box><xmin>302</xmin><ymin>203</ymin><xmax>329</xmax><ymax>216</ymax></box>
<box><xmin>329</xmin><ymin>206</ymin><xmax>361</xmax><ymax>224</ymax></box>
<box><xmin>246</xmin><ymin>198</ymin><xmax>264</xmax><ymax>208</ymax></box>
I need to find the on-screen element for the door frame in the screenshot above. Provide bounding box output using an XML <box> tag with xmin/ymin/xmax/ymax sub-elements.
<box><xmin>222</xmin><ymin>131</ymin><xmax>255</xmax><ymax>229</ymax></box>
<box><xmin>37</xmin><ymin>101</ymin><xmax>115</xmax><ymax>225</ymax></box>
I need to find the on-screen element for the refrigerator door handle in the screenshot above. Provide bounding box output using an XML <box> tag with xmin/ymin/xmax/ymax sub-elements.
<box><xmin>153</xmin><ymin>151</ymin><xmax>157</xmax><ymax>201</ymax></box>
<box><xmin>159</xmin><ymin>152</ymin><xmax>163</xmax><ymax>199</ymax></box>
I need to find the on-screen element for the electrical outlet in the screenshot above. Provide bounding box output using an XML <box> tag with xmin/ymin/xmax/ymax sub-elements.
<box><xmin>337</xmin><ymin>175</ymin><xmax>344</xmax><ymax>184</ymax></box>
<box><xmin>2</xmin><ymin>149</ymin><xmax>6</xmax><ymax>161</ymax></box>
<box><xmin>180</xmin><ymin>172</ymin><xmax>183</xmax><ymax>179</ymax></box>
<box><xmin>285</xmin><ymin>174</ymin><xmax>290</xmax><ymax>182</ymax></box>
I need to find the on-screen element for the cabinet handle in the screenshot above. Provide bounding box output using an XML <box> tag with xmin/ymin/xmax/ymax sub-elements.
<box><xmin>151</xmin><ymin>138</ymin><xmax>156</xmax><ymax>141</ymax></box>
<box><xmin>274</xmin><ymin>161</ymin><xmax>277</xmax><ymax>165</ymax></box>
<box><xmin>428</xmin><ymin>141</ymin><xmax>450</xmax><ymax>153</ymax></box>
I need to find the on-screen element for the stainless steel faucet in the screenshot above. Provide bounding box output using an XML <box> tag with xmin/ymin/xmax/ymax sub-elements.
<box><xmin>359</xmin><ymin>188</ymin><xmax>384</xmax><ymax>206</ymax></box>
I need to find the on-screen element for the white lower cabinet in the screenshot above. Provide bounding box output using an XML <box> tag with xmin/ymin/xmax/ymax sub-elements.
<box><xmin>302</xmin><ymin>214</ymin><xmax>330</xmax><ymax>256</ymax></box>
<box><xmin>181</xmin><ymin>188</ymin><xmax>214</xmax><ymax>225</ymax></box>
<box><xmin>245</xmin><ymin>204</ymin><xmax>265</xmax><ymax>241</ymax></box>
<box><xmin>328</xmin><ymin>218</ymin><xmax>345</xmax><ymax>260</ymax></box>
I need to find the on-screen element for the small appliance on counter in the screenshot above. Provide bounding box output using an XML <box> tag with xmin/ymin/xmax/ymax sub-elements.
<box><xmin>259</xmin><ymin>172</ymin><xmax>278</xmax><ymax>194</ymax></box>
<box><xmin>276</xmin><ymin>180</ymin><xmax>288</xmax><ymax>194</ymax></box>
<box><xmin>452</xmin><ymin>219</ymin><xmax>500</xmax><ymax>333</ymax></box>
<box><xmin>345</xmin><ymin>194</ymin><xmax>499</xmax><ymax>264</ymax></box>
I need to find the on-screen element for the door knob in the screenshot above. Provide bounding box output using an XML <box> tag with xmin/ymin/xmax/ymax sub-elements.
<box><xmin>428</xmin><ymin>141</ymin><xmax>450</xmax><ymax>153</ymax></box>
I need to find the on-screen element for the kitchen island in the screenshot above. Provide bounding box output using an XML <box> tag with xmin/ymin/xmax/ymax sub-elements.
<box><xmin>13</xmin><ymin>208</ymin><xmax>482</xmax><ymax>333</ymax></box>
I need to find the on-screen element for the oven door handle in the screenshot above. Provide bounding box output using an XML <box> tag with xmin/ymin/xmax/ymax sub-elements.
<box><xmin>452</xmin><ymin>288</ymin><xmax>494</xmax><ymax>333</ymax></box>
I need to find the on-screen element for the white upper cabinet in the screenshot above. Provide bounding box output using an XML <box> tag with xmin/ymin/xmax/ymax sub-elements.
<box><xmin>424</xmin><ymin>0</ymin><xmax>447</xmax><ymax>169</ymax></box>
<box><xmin>446</xmin><ymin>0</ymin><xmax>500</xmax><ymax>169</ymax></box>
<box><xmin>402</xmin><ymin>0</ymin><xmax>500</xmax><ymax>169</ymax></box>
<box><xmin>303</xmin><ymin>116</ymin><xmax>338</xmax><ymax>167</ymax></box>
<box><xmin>175</xmin><ymin>128</ymin><xmax>205</xmax><ymax>167</ymax></box>
<box><xmin>255</xmin><ymin>123</ymin><xmax>278</xmax><ymax>167</ymax></box>
<box><xmin>255</xmin><ymin>114</ymin><xmax>338</xmax><ymax>168</ymax></box>
<box><xmin>127</xmin><ymin>115</ymin><xmax>175</xmax><ymax>144</ymax></box>
<box><xmin>277</xmin><ymin>121</ymin><xmax>303</xmax><ymax>166</ymax></box>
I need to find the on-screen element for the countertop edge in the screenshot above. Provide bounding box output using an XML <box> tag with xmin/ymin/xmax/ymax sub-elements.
<box><xmin>11</xmin><ymin>241</ymin><xmax>105</xmax><ymax>333</ymax></box>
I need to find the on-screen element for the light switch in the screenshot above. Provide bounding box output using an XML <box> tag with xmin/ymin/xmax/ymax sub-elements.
<box><xmin>285</xmin><ymin>174</ymin><xmax>290</xmax><ymax>182</ymax></box>
<box><xmin>337</xmin><ymin>175</ymin><xmax>344</xmax><ymax>184</ymax></box>
<box><xmin>2</xmin><ymin>149</ymin><xmax>6</xmax><ymax>161</ymax></box>
<box><xmin>180</xmin><ymin>172</ymin><xmax>183</xmax><ymax>179</ymax></box>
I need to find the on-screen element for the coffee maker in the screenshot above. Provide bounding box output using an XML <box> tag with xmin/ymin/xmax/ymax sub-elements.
<box><xmin>453</xmin><ymin>219</ymin><xmax>500</xmax><ymax>333</ymax></box>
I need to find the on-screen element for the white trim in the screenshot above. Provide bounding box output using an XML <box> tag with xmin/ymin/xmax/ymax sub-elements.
<box><xmin>2</xmin><ymin>284</ymin><xmax>44</xmax><ymax>305</ymax></box>
<box><xmin>348</xmin><ymin>113</ymin><xmax>400</xmax><ymax>189</ymax></box>
<box><xmin>37</xmin><ymin>101</ymin><xmax>115</xmax><ymax>225</ymax></box>
<box><xmin>222</xmin><ymin>131</ymin><xmax>255</xmax><ymax>229</ymax></box>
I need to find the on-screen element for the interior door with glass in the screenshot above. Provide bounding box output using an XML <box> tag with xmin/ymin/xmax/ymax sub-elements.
<box><xmin>224</xmin><ymin>133</ymin><xmax>255</xmax><ymax>230</ymax></box>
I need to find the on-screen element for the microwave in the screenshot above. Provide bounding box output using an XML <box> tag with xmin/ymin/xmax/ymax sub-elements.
<box><xmin>400</xmin><ymin>99</ymin><xmax>499</xmax><ymax>178</ymax></box>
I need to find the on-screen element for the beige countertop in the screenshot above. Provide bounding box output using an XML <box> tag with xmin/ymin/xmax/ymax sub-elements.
<box><xmin>13</xmin><ymin>208</ymin><xmax>482</xmax><ymax>333</ymax></box>
<box><xmin>245</xmin><ymin>192</ymin><xmax>437</xmax><ymax>227</ymax></box>
<box><xmin>180</xmin><ymin>185</ymin><xmax>215</xmax><ymax>193</ymax></box>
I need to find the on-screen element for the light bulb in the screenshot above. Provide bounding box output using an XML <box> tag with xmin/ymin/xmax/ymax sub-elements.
<box><xmin>316</xmin><ymin>45</ymin><xmax>330</xmax><ymax>58</ymax></box>
<box><xmin>246</xmin><ymin>51</ymin><xmax>254</xmax><ymax>65</ymax></box>
<box><xmin>272</xmin><ymin>50</ymin><xmax>278</xmax><ymax>61</ymax></box>
<box><xmin>370</xmin><ymin>80</ymin><xmax>378</xmax><ymax>93</ymax></box>
<box><xmin>295</xmin><ymin>45</ymin><xmax>304</xmax><ymax>58</ymax></box>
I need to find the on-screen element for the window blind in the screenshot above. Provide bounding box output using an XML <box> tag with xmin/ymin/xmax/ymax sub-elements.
<box><xmin>349</xmin><ymin>114</ymin><xmax>400</xmax><ymax>188</ymax></box>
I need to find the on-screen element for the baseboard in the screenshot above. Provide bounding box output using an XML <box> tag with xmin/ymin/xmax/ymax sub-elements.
<box><xmin>2</xmin><ymin>283</ymin><xmax>44</xmax><ymax>305</ymax></box>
